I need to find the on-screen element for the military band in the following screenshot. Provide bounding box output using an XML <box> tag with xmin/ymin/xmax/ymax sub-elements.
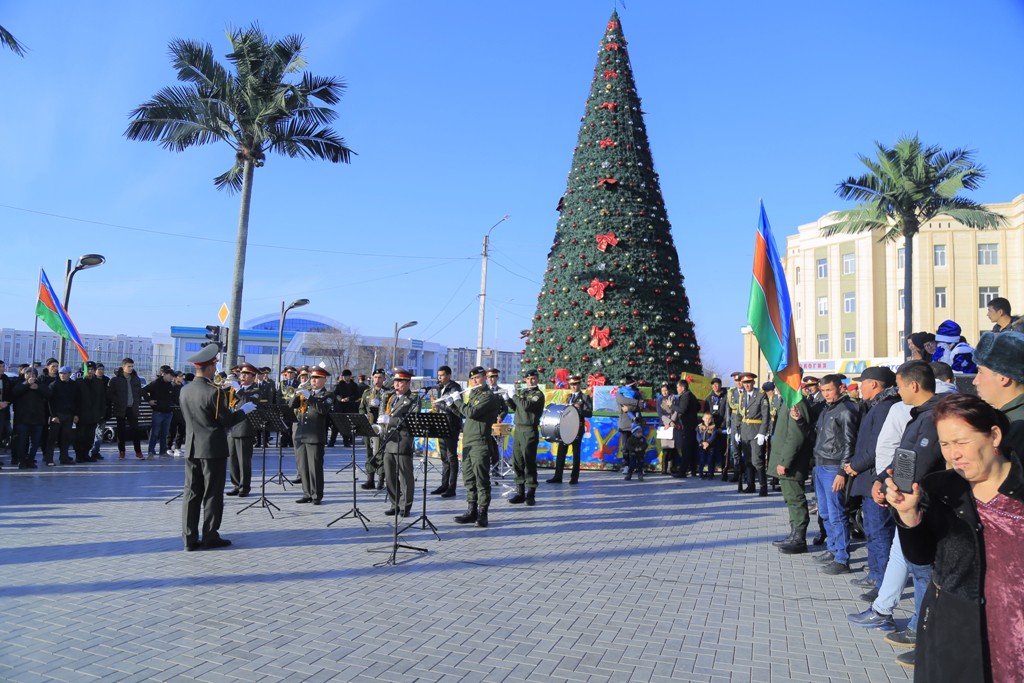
<box><xmin>359</xmin><ymin>368</ymin><xmax>388</xmax><ymax>490</ymax></box>
<box><xmin>289</xmin><ymin>366</ymin><xmax>334</xmax><ymax>505</ymax></box>
<box><xmin>452</xmin><ymin>366</ymin><xmax>504</xmax><ymax>527</ymax></box>
<box><xmin>226</xmin><ymin>362</ymin><xmax>262</xmax><ymax>497</ymax></box>
<box><xmin>378</xmin><ymin>367</ymin><xmax>418</xmax><ymax>516</ymax></box>
<box><xmin>505</xmin><ymin>369</ymin><xmax>545</xmax><ymax>505</ymax></box>
<box><xmin>429</xmin><ymin>366</ymin><xmax>462</xmax><ymax>498</ymax></box>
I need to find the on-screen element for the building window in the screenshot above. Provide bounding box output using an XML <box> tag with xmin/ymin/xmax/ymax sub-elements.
<box><xmin>817</xmin><ymin>259</ymin><xmax>828</xmax><ymax>279</ymax></box>
<box><xmin>817</xmin><ymin>297</ymin><xmax>828</xmax><ymax>316</ymax></box>
<box><xmin>796</xmin><ymin>302</ymin><xmax>801</xmax><ymax>320</ymax></box>
<box><xmin>796</xmin><ymin>338</ymin><xmax>801</xmax><ymax>354</ymax></box>
<box><xmin>935</xmin><ymin>287</ymin><xmax>947</xmax><ymax>308</ymax></box>
<box><xmin>817</xmin><ymin>334</ymin><xmax>829</xmax><ymax>355</ymax></box>
<box><xmin>184</xmin><ymin>342</ymin><xmax>201</xmax><ymax>352</ymax></box>
<box><xmin>842</xmin><ymin>253</ymin><xmax>855</xmax><ymax>275</ymax></box>
<box><xmin>978</xmin><ymin>243</ymin><xmax>999</xmax><ymax>265</ymax></box>
<box><xmin>844</xmin><ymin>332</ymin><xmax>856</xmax><ymax>354</ymax></box>
<box><xmin>933</xmin><ymin>244</ymin><xmax>946</xmax><ymax>267</ymax></box>
<box><xmin>843</xmin><ymin>293</ymin><xmax>855</xmax><ymax>314</ymax></box>
<box><xmin>979</xmin><ymin>286</ymin><xmax>1000</xmax><ymax>308</ymax></box>
<box><xmin>898</xmin><ymin>289</ymin><xmax>905</xmax><ymax>310</ymax></box>
<box><xmin>795</xmin><ymin>267</ymin><xmax>800</xmax><ymax>285</ymax></box>
<box><xmin>897</xmin><ymin>247</ymin><xmax>905</xmax><ymax>269</ymax></box>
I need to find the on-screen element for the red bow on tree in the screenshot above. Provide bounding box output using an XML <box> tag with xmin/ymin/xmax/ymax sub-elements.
<box><xmin>589</xmin><ymin>325</ymin><xmax>613</xmax><ymax>349</ymax></box>
<box><xmin>598</xmin><ymin>137</ymin><xmax>615</xmax><ymax>149</ymax></box>
<box><xmin>587</xmin><ymin>278</ymin><xmax>610</xmax><ymax>300</ymax></box>
<box><xmin>607</xmin><ymin>20</ymin><xmax>619</xmax><ymax>30</ymax></box>
<box><xmin>597</xmin><ymin>178</ymin><xmax>618</xmax><ymax>189</ymax></box>
<box><xmin>599</xmin><ymin>101</ymin><xmax>618</xmax><ymax>111</ymax></box>
<box><xmin>595</xmin><ymin>232</ymin><xmax>619</xmax><ymax>252</ymax></box>
<box><xmin>603</xmin><ymin>70</ymin><xmax>619</xmax><ymax>80</ymax></box>
<box><xmin>605</xmin><ymin>43</ymin><xmax>620</xmax><ymax>51</ymax></box>
<box><xmin>587</xmin><ymin>373</ymin><xmax>607</xmax><ymax>389</ymax></box>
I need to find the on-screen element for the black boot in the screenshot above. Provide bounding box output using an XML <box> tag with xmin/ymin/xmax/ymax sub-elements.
<box><xmin>509</xmin><ymin>484</ymin><xmax>526</xmax><ymax>504</ymax></box>
<box><xmin>772</xmin><ymin>524</ymin><xmax>796</xmax><ymax>547</ymax></box>
<box><xmin>525</xmin><ymin>488</ymin><xmax>536</xmax><ymax>506</ymax></box>
<box><xmin>454</xmin><ymin>504</ymin><xmax>478</xmax><ymax>524</ymax></box>
<box><xmin>812</xmin><ymin>516</ymin><xmax>828</xmax><ymax>546</ymax></box>
<box><xmin>360</xmin><ymin>479</ymin><xmax>375</xmax><ymax>490</ymax></box>
<box><xmin>476</xmin><ymin>505</ymin><xmax>489</xmax><ymax>527</ymax></box>
<box><xmin>780</xmin><ymin>527</ymin><xmax>808</xmax><ymax>554</ymax></box>
<box><xmin>430</xmin><ymin>486</ymin><xmax>447</xmax><ymax>495</ymax></box>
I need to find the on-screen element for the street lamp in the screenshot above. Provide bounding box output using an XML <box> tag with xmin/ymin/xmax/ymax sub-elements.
<box><xmin>277</xmin><ymin>298</ymin><xmax>310</xmax><ymax>392</ymax></box>
<box><xmin>392</xmin><ymin>320</ymin><xmax>418</xmax><ymax>372</ymax></box>
<box><xmin>476</xmin><ymin>214</ymin><xmax>510</xmax><ymax>367</ymax></box>
<box><xmin>57</xmin><ymin>253</ymin><xmax>106</xmax><ymax>366</ymax></box>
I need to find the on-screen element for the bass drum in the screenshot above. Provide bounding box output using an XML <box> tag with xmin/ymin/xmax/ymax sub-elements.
<box><xmin>539</xmin><ymin>404</ymin><xmax>582</xmax><ymax>444</ymax></box>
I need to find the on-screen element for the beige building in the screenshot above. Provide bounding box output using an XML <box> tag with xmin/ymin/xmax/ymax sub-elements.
<box><xmin>744</xmin><ymin>193</ymin><xmax>1024</xmax><ymax>377</ymax></box>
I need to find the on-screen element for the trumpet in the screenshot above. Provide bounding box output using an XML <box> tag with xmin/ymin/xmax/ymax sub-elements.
<box><xmin>432</xmin><ymin>385</ymin><xmax>476</xmax><ymax>410</ymax></box>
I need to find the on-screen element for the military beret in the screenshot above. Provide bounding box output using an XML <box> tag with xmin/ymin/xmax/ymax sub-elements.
<box><xmin>468</xmin><ymin>366</ymin><xmax>486</xmax><ymax>378</ymax></box>
<box><xmin>523</xmin><ymin>369</ymin><xmax>539</xmax><ymax>378</ymax></box>
<box><xmin>372</xmin><ymin>368</ymin><xmax>386</xmax><ymax>376</ymax></box>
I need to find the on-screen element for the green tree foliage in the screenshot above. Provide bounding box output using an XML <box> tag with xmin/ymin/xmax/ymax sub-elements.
<box><xmin>1</xmin><ymin>24</ymin><xmax>26</xmax><ymax>56</ymax></box>
<box><xmin>125</xmin><ymin>24</ymin><xmax>354</xmax><ymax>368</ymax></box>
<box><xmin>524</xmin><ymin>11</ymin><xmax>702</xmax><ymax>386</ymax></box>
<box><xmin>825</xmin><ymin>135</ymin><xmax>1003</xmax><ymax>358</ymax></box>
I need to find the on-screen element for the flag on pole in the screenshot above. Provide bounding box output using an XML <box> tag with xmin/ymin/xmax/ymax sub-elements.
<box><xmin>747</xmin><ymin>202</ymin><xmax>801</xmax><ymax>407</ymax></box>
<box><xmin>35</xmin><ymin>269</ymin><xmax>89</xmax><ymax>363</ymax></box>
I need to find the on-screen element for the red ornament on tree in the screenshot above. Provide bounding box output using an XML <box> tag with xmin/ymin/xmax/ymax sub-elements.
<box><xmin>589</xmin><ymin>325</ymin><xmax>613</xmax><ymax>349</ymax></box>
<box><xmin>595</xmin><ymin>232</ymin><xmax>619</xmax><ymax>252</ymax></box>
<box><xmin>586</xmin><ymin>278</ymin><xmax>611</xmax><ymax>300</ymax></box>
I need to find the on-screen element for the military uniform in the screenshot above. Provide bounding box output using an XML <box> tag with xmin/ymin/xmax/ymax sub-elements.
<box><xmin>180</xmin><ymin>344</ymin><xmax>254</xmax><ymax>550</ymax></box>
<box><xmin>550</xmin><ymin>376</ymin><xmax>592</xmax><ymax>484</ymax></box>
<box><xmin>725</xmin><ymin>373</ymin><xmax>744</xmax><ymax>482</ymax></box>
<box><xmin>359</xmin><ymin>369</ymin><xmax>388</xmax><ymax>490</ymax></box>
<box><xmin>289</xmin><ymin>368</ymin><xmax>334</xmax><ymax>503</ymax></box>
<box><xmin>505</xmin><ymin>370</ymin><xmax>545</xmax><ymax>504</ymax></box>
<box><xmin>453</xmin><ymin>367</ymin><xmax>504</xmax><ymax>527</ymax></box>
<box><xmin>737</xmin><ymin>374</ymin><xmax>771</xmax><ymax>495</ymax></box>
<box><xmin>378</xmin><ymin>368</ymin><xmax>419</xmax><ymax>516</ymax></box>
<box><xmin>226</xmin><ymin>364</ymin><xmax>262</xmax><ymax>497</ymax></box>
<box><xmin>485</xmin><ymin>368</ymin><xmax>508</xmax><ymax>475</ymax></box>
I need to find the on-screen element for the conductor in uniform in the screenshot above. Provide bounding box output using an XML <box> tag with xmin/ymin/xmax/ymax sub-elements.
<box><xmin>453</xmin><ymin>366</ymin><xmax>503</xmax><ymax>528</ymax></box>
<box><xmin>548</xmin><ymin>374</ymin><xmax>592</xmax><ymax>485</ymax></box>
<box><xmin>290</xmin><ymin>366</ymin><xmax>334</xmax><ymax>505</ymax></box>
<box><xmin>378</xmin><ymin>367</ymin><xmax>419</xmax><ymax>517</ymax></box>
<box><xmin>505</xmin><ymin>369</ymin><xmax>545</xmax><ymax>506</ymax></box>
<box><xmin>180</xmin><ymin>344</ymin><xmax>256</xmax><ymax>551</ymax></box>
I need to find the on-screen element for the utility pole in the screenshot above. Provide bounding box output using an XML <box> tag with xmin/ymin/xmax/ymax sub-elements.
<box><xmin>476</xmin><ymin>215</ymin><xmax>510</xmax><ymax>367</ymax></box>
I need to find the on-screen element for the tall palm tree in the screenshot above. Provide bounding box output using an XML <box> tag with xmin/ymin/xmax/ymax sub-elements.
<box><xmin>125</xmin><ymin>24</ymin><xmax>354</xmax><ymax>368</ymax></box>
<box><xmin>824</xmin><ymin>135</ymin><xmax>1003</xmax><ymax>359</ymax></box>
<box><xmin>1</xmin><ymin>24</ymin><xmax>26</xmax><ymax>55</ymax></box>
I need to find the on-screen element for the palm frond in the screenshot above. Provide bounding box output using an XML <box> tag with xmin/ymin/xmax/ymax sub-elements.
<box><xmin>213</xmin><ymin>162</ymin><xmax>245</xmax><ymax>193</ymax></box>
<box><xmin>169</xmin><ymin>39</ymin><xmax>230</xmax><ymax>92</ymax></box>
<box><xmin>820</xmin><ymin>205</ymin><xmax>890</xmax><ymax>238</ymax></box>
<box><xmin>268</xmin><ymin>120</ymin><xmax>355</xmax><ymax>163</ymax></box>
<box><xmin>0</xmin><ymin>24</ymin><xmax>26</xmax><ymax>56</ymax></box>
<box><xmin>299</xmin><ymin>73</ymin><xmax>345</xmax><ymax>105</ymax></box>
<box><xmin>125</xmin><ymin>86</ymin><xmax>234</xmax><ymax>151</ymax></box>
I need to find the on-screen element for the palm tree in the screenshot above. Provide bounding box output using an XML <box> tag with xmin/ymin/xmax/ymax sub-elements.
<box><xmin>1</xmin><ymin>24</ymin><xmax>26</xmax><ymax>55</ymax></box>
<box><xmin>824</xmin><ymin>135</ymin><xmax>1003</xmax><ymax>359</ymax></box>
<box><xmin>125</xmin><ymin>24</ymin><xmax>354</xmax><ymax>368</ymax></box>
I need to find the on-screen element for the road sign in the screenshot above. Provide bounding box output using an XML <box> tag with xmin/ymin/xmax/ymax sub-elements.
<box><xmin>218</xmin><ymin>303</ymin><xmax>229</xmax><ymax>325</ymax></box>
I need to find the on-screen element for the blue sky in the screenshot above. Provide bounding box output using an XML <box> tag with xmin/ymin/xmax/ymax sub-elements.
<box><xmin>1</xmin><ymin>0</ymin><xmax>1022</xmax><ymax>376</ymax></box>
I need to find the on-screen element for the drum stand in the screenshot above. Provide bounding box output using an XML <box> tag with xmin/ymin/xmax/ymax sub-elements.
<box><xmin>327</xmin><ymin>413</ymin><xmax>374</xmax><ymax>531</ymax></box>
<box><xmin>238</xmin><ymin>405</ymin><xmax>286</xmax><ymax>518</ymax></box>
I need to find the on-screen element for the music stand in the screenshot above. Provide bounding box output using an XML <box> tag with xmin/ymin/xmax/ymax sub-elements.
<box><xmin>399</xmin><ymin>413</ymin><xmax>451</xmax><ymax>540</ymax></box>
<box><xmin>334</xmin><ymin>410</ymin><xmax>367</xmax><ymax>475</ymax></box>
<box><xmin>327</xmin><ymin>413</ymin><xmax>374</xmax><ymax>531</ymax></box>
<box><xmin>239</xmin><ymin>405</ymin><xmax>286</xmax><ymax>518</ymax></box>
<box><xmin>367</xmin><ymin>413</ymin><xmax>428</xmax><ymax>567</ymax></box>
<box><xmin>265</xmin><ymin>404</ymin><xmax>294</xmax><ymax>489</ymax></box>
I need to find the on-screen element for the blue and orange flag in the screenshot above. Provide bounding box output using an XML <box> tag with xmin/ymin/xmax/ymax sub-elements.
<box><xmin>35</xmin><ymin>269</ymin><xmax>89</xmax><ymax>363</ymax></box>
<box><xmin>747</xmin><ymin>202</ymin><xmax>801</xmax><ymax>407</ymax></box>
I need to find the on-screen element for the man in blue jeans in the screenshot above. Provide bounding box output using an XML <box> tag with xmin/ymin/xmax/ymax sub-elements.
<box><xmin>810</xmin><ymin>374</ymin><xmax>861</xmax><ymax>574</ymax></box>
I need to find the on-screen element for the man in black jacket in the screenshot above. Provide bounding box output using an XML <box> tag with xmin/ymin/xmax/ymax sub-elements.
<box><xmin>549</xmin><ymin>374</ymin><xmax>592</xmax><ymax>484</ymax></box>
<box><xmin>676</xmin><ymin>379</ymin><xmax>700</xmax><ymax>477</ymax></box>
<box><xmin>45</xmin><ymin>365</ymin><xmax>78</xmax><ymax>465</ymax></box>
<box><xmin>12</xmin><ymin>367</ymin><xmax>50</xmax><ymax>469</ymax></box>
<box><xmin>330</xmin><ymin>369</ymin><xmax>361</xmax><ymax>447</ymax></box>
<box><xmin>430</xmin><ymin>366</ymin><xmax>463</xmax><ymax>497</ymax></box>
<box><xmin>811</xmin><ymin>374</ymin><xmax>861</xmax><ymax>574</ymax></box>
<box><xmin>843</xmin><ymin>367</ymin><xmax>900</xmax><ymax>592</ymax></box>
<box><xmin>142</xmin><ymin>368</ymin><xmax>175</xmax><ymax>456</ymax></box>
<box><xmin>74</xmin><ymin>362</ymin><xmax>107</xmax><ymax>462</ymax></box>
<box><xmin>0</xmin><ymin>360</ymin><xmax>12</xmax><ymax>457</ymax></box>
<box><xmin>107</xmin><ymin>358</ymin><xmax>144</xmax><ymax>459</ymax></box>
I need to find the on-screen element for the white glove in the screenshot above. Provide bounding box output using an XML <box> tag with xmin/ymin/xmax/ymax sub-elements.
<box><xmin>297</xmin><ymin>389</ymin><xmax>311</xmax><ymax>399</ymax></box>
<box><xmin>755</xmin><ymin>434</ymin><xmax>766</xmax><ymax>446</ymax></box>
<box><xmin>230</xmin><ymin>381</ymin><xmax>241</xmax><ymax>392</ymax></box>
<box><xmin>734</xmin><ymin>432</ymin><xmax>741</xmax><ymax>443</ymax></box>
<box><xmin>370</xmin><ymin>398</ymin><xmax>380</xmax><ymax>407</ymax></box>
<box><xmin>239</xmin><ymin>402</ymin><xmax>257</xmax><ymax>414</ymax></box>
<box><xmin>377</xmin><ymin>414</ymin><xmax>391</xmax><ymax>425</ymax></box>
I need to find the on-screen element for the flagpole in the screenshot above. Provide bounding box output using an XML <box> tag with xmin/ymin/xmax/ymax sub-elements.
<box><xmin>31</xmin><ymin>267</ymin><xmax>40</xmax><ymax>363</ymax></box>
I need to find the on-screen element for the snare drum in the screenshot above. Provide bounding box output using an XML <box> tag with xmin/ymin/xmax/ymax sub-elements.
<box><xmin>539</xmin><ymin>404</ymin><xmax>582</xmax><ymax>444</ymax></box>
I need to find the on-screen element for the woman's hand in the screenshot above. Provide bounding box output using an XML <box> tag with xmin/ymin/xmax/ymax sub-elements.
<box><xmin>884</xmin><ymin>472</ymin><xmax>922</xmax><ymax>527</ymax></box>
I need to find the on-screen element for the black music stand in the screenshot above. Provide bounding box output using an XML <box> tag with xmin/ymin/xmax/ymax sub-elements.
<box><xmin>399</xmin><ymin>412</ymin><xmax>450</xmax><ymax>540</ymax></box>
<box><xmin>327</xmin><ymin>413</ymin><xmax>374</xmax><ymax>531</ymax></box>
<box><xmin>265</xmin><ymin>404</ymin><xmax>294</xmax><ymax>489</ymax></box>
<box><xmin>367</xmin><ymin>413</ymin><xmax>427</xmax><ymax>567</ymax></box>
<box><xmin>238</xmin><ymin>405</ymin><xmax>286</xmax><ymax>518</ymax></box>
<box><xmin>334</xmin><ymin>410</ymin><xmax>366</xmax><ymax>475</ymax></box>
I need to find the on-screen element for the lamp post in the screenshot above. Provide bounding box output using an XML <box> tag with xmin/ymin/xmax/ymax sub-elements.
<box><xmin>476</xmin><ymin>214</ymin><xmax>510</xmax><ymax>367</ymax></box>
<box><xmin>57</xmin><ymin>253</ymin><xmax>105</xmax><ymax>366</ymax></box>
<box><xmin>276</xmin><ymin>298</ymin><xmax>310</xmax><ymax>391</ymax></box>
<box><xmin>392</xmin><ymin>320</ymin><xmax>417</xmax><ymax>372</ymax></box>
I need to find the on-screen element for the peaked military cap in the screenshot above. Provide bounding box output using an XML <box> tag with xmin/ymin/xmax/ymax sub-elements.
<box><xmin>393</xmin><ymin>367</ymin><xmax>413</xmax><ymax>380</ymax></box>
<box><xmin>186</xmin><ymin>344</ymin><xmax>220</xmax><ymax>367</ymax></box>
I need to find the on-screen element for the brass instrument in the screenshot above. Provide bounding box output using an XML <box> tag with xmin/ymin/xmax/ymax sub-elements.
<box><xmin>296</xmin><ymin>380</ymin><xmax>312</xmax><ymax>418</ymax></box>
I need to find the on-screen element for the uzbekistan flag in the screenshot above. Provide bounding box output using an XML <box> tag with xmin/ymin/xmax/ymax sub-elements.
<box><xmin>747</xmin><ymin>202</ymin><xmax>801</xmax><ymax>407</ymax></box>
<box><xmin>36</xmin><ymin>269</ymin><xmax>89</xmax><ymax>362</ymax></box>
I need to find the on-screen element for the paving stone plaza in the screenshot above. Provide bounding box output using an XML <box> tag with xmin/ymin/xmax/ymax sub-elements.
<box><xmin>1</xmin><ymin>446</ymin><xmax>914</xmax><ymax>682</ymax></box>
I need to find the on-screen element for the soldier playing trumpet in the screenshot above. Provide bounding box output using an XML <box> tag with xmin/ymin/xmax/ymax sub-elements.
<box><xmin>289</xmin><ymin>367</ymin><xmax>333</xmax><ymax>505</ymax></box>
<box><xmin>226</xmin><ymin>363</ymin><xmax>262</xmax><ymax>497</ymax></box>
<box><xmin>429</xmin><ymin>365</ymin><xmax>463</xmax><ymax>498</ymax></box>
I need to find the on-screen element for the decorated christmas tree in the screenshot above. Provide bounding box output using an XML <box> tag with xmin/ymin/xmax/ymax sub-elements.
<box><xmin>523</xmin><ymin>11</ymin><xmax>703</xmax><ymax>387</ymax></box>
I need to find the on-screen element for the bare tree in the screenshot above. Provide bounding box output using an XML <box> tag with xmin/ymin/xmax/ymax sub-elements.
<box><xmin>303</xmin><ymin>326</ymin><xmax>361</xmax><ymax>378</ymax></box>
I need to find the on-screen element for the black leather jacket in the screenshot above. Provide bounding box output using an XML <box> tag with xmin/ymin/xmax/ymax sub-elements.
<box><xmin>812</xmin><ymin>394</ymin><xmax>861</xmax><ymax>468</ymax></box>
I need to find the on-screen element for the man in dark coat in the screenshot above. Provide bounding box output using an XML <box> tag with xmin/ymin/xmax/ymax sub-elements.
<box><xmin>11</xmin><ymin>367</ymin><xmax>50</xmax><ymax>469</ymax></box>
<box><xmin>44</xmin><ymin>365</ymin><xmax>78</xmax><ymax>465</ymax></box>
<box><xmin>330</xmin><ymin>369</ymin><xmax>361</xmax><ymax>447</ymax></box>
<box><xmin>142</xmin><ymin>367</ymin><xmax>176</xmax><ymax>456</ymax></box>
<box><xmin>0</xmin><ymin>360</ymin><xmax>12</xmax><ymax>457</ymax></box>
<box><xmin>549</xmin><ymin>374</ymin><xmax>592</xmax><ymax>484</ymax></box>
<box><xmin>703</xmin><ymin>377</ymin><xmax>729</xmax><ymax>479</ymax></box>
<box><xmin>675</xmin><ymin>378</ymin><xmax>700</xmax><ymax>477</ymax></box>
<box><xmin>430</xmin><ymin>365</ymin><xmax>463</xmax><ymax>497</ymax></box>
<box><xmin>768</xmin><ymin>398</ymin><xmax>813</xmax><ymax>554</ymax></box>
<box><xmin>179</xmin><ymin>344</ymin><xmax>255</xmax><ymax>550</ymax></box>
<box><xmin>106</xmin><ymin>358</ymin><xmax>144</xmax><ymax>459</ymax></box>
<box><xmin>74</xmin><ymin>362</ymin><xmax>107</xmax><ymax>462</ymax></box>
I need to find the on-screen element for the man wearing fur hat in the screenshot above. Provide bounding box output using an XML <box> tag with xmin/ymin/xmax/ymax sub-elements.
<box><xmin>973</xmin><ymin>331</ymin><xmax>1024</xmax><ymax>456</ymax></box>
<box><xmin>931</xmin><ymin>319</ymin><xmax>977</xmax><ymax>374</ymax></box>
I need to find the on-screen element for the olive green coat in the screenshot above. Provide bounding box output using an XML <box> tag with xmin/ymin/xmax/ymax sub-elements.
<box><xmin>767</xmin><ymin>399</ymin><xmax>813</xmax><ymax>481</ymax></box>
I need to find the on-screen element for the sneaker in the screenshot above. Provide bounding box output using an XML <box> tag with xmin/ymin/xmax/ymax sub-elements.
<box><xmin>850</xmin><ymin>576</ymin><xmax>876</xmax><ymax>588</ymax></box>
<box><xmin>813</xmin><ymin>550</ymin><xmax>835</xmax><ymax>563</ymax></box>
<box><xmin>885</xmin><ymin>628</ymin><xmax>917</xmax><ymax>648</ymax></box>
<box><xmin>895</xmin><ymin>650</ymin><xmax>915</xmax><ymax>669</ymax></box>
<box><xmin>847</xmin><ymin>608</ymin><xmax>896</xmax><ymax>631</ymax></box>
<box><xmin>820</xmin><ymin>561</ymin><xmax>851</xmax><ymax>575</ymax></box>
